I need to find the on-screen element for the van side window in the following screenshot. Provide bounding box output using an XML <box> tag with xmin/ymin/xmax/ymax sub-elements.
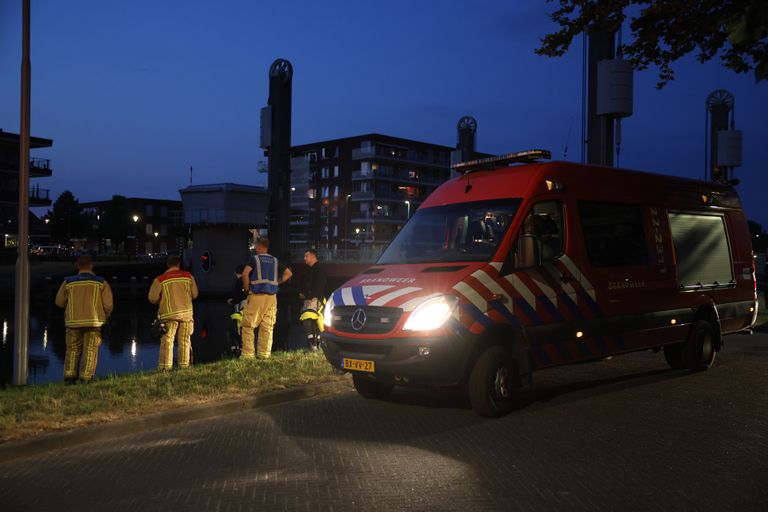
<box><xmin>578</xmin><ymin>201</ymin><xmax>648</xmax><ymax>267</ymax></box>
<box><xmin>512</xmin><ymin>201</ymin><xmax>564</xmax><ymax>269</ymax></box>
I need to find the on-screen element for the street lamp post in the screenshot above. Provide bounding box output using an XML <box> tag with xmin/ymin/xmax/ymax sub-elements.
<box><xmin>132</xmin><ymin>215</ymin><xmax>139</xmax><ymax>258</ymax></box>
<box><xmin>405</xmin><ymin>200</ymin><xmax>410</xmax><ymax>220</ymax></box>
<box><xmin>345</xmin><ymin>194</ymin><xmax>351</xmax><ymax>250</ymax></box>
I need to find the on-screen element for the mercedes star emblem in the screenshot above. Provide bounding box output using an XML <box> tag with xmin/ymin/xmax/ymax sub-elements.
<box><xmin>351</xmin><ymin>308</ymin><xmax>367</xmax><ymax>331</ymax></box>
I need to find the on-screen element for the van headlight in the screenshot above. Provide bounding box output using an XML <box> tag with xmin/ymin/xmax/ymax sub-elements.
<box><xmin>403</xmin><ymin>295</ymin><xmax>459</xmax><ymax>331</ymax></box>
<box><xmin>323</xmin><ymin>298</ymin><xmax>334</xmax><ymax>328</ymax></box>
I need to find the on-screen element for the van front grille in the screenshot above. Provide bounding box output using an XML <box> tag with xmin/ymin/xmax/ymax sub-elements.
<box><xmin>331</xmin><ymin>306</ymin><xmax>403</xmax><ymax>335</ymax></box>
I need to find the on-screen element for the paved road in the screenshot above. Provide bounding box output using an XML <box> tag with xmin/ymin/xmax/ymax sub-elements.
<box><xmin>2</xmin><ymin>332</ymin><xmax>767</xmax><ymax>511</ymax></box>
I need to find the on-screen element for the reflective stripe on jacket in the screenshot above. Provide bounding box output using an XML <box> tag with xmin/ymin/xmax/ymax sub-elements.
<box><xmin>55</xmin><ymin>272</ymin><xmax>113</xmax><ymax>327</ymax></box>
<box><xmin>148</xmin><ymin>269</ymin><xmax>199</xmax><ymax>320</ymax></box>
<box><xmin>249</xmin><ymin>254</ymin><xmax>279</xmax><ymax>295</ymax></box>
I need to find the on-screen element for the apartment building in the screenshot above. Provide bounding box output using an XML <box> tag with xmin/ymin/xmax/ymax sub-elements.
<box><xmin>289</xmin><ymin>134</ymin><xmax>453</xmax><ymax>258</ymax></box>
<box><xmin>0</xmin><ymin>129</ymin><xmax>53</xmax><ymax>248</ymax></box>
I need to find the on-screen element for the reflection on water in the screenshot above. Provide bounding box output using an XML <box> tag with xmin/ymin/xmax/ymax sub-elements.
<box><xmin>0</xmin><ymin>298</ymin><xmax>305</xmax><ymax>386</ymax></box>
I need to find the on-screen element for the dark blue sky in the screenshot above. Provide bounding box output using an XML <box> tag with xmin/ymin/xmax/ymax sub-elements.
<box><xmin>1</xmin><ymin>1</ymin><xmax>766</xmax><ymax>225</ymax></box>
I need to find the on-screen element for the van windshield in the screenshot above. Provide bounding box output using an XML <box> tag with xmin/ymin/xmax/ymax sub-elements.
<box><xmin>377</xmin><ymin>199</ymin><xmax>522</xmax><ymax>264</ymax></box>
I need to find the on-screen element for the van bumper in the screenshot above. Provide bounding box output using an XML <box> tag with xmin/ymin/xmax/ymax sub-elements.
<box><xmin>320</xmin><ymin>331</ymin><xmax>470</xmax><ymax>387</ymax></box>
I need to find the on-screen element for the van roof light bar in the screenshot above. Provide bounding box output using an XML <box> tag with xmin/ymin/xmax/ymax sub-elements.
<box><xmin>452</xmin><ymin>149</ymin><xmax>551</xmax><ymax>174</ymax></box>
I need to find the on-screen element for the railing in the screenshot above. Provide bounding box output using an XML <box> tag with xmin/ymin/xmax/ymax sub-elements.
<box><xmin>30</xmin><ymin>186</ymin><xmax>50</xmax><ymax>201</ymax></box>
<box><xmin>352</xmin><ymin>168</ymin><xmax>444</xmax><ymax>185</ymax></box>
<box><xmin>351</xmin><ymin>145</ymin><xmax>451</xmax><ymax>168</ymax></box>
<box><xmin>30</xmin><ymin>157</ymin><xmax>51</xmax><ymax>170</ymax></box>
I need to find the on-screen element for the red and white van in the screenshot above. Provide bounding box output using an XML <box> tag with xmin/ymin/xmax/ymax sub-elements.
<box><xmin>321</xmin><ymin>151</ymin><xmax>758</xmax><ymax>416</ymax></box>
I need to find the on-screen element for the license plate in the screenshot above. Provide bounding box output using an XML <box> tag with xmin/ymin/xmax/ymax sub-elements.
<box><xmin>341</xmin><ymin>357</ymin><xmax>375</xmax><ymax>372</ymax></box>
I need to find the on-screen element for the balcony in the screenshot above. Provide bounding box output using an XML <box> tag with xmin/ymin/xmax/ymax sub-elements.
<box><xmin>351</xmin><ymin>145</ymin><xmax>450</xmax><ymax>169</ymax></box>
<box><xmin>0</xmin><ymin>157</ymin><xmax>53</xmax><ymax>177</ymax></box>
<box><xmin>350</xmin><ymin>212</ymin><xmax>408</xmax><ymax>224</ymax></box>
<box><xmin>0</xmin><ymin>186</ymin><xmax>51</xmax><ymax>206</ymax></box>
<box><xmin>351</xmin><ymin>191</ymin><xmax>374</xmax><ymax>201</ymax></box>
<box><xmin>30</xmin><ymin>158</ymin><xmax>52</xmax><ymax>177</ymax></box>
<box><xmin>352</xmin><ymin>168</ymin><xmax>444</xmax><ymax>186</ymax></box>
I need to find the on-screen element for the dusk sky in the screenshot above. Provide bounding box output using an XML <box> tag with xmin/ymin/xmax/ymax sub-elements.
<box><xmin>1</xmin><ymin>1</ymin><xmax>766</xmax><ymax>225</ymax></box>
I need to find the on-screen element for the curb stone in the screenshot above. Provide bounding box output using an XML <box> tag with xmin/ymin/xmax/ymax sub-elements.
<box><xmin>0</xmin><ymin>379</ymin><xmax>352</xmax><ymax>464</ymax></box>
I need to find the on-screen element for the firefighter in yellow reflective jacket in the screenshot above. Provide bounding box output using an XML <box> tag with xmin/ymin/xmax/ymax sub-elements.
<box><xmin>241</xmin><ymin>237</ymin><xmax>292</xmax><ymax>359</ymax></box>
<box><xmin>148</xmin><ymin>254</ymin><xmax>199</xmax><ymax>370</ymax></box>
<box><xmin>55</xmin><ymin>255</ymin><xmax>113</xmax><ymax>384</ymax></box>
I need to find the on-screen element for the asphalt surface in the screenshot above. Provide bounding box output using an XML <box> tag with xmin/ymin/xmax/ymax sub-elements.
<box><xmin>1</xmin><ymin>332</ymin><xmax>766</xmax><ymax>512</ymax></box>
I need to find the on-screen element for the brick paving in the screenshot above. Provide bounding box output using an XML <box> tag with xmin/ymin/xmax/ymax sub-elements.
<box><xmin>1</xmin><ymin>333</ymin><xmax>766</xmax><ymax>511</ymax></box>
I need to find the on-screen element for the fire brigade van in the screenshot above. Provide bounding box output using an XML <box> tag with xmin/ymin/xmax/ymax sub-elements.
<box><xmin>320</xmin><ymin>150</ymin><xmax>758</xmax><ymax>417</ymax></box>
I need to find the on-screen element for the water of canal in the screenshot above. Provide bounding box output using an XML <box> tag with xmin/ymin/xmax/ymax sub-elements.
<box><xmin>0</xmin><ymin>298</ymin><xmax>307</xmax><ymax>386</ymax></box>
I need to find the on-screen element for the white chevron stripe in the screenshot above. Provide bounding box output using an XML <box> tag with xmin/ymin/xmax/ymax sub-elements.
<box><xmin>361</xmin><ymin>285</ymin><xmax>394</xmax><ymax>298</ymax></box>
<box><xmin>543</xmin><ymin>263</ymin><xmax>577</xmax><ymax>303</ymax></box>
<box><xmin>559</xmin><ymin>255</ymin><xmax>596</xmax><ymax>301</ymax></box>
<box><xmin>507</xmin><ymin>274</ymin><xmax>536</xmax><ymax>310</ymax></box>
<box><xmin>399</xmin><ymin>292</ymin><xmax>444</xmax><ymax>312</ymax></box>
<box><xmin>473</xmin><ymin>269</ymin><xmax>512</xmax><ymax>312</ymax></box>
<box><xmin>340</xmin><ymin>287</ymin><xmax>355</xmax><ymax>306</ymax></box>
<box><xmin>526</xmin><ymin>268</ymin><xmax>557</xmax><ymax>306</ymax></box>
<box><xmin>488</xmin><ymin>262</ymin><xmax>503</xmax><ymax>271</ymax></box>
<box><xmin>369</xmin><ymin>286</ymin><xmax>421</xmax><ymax>306</ymax></box>
<box><xmin>452</xmin><ymin>281</ymin><xmax>487</xmax><ymax>313</ymax></box>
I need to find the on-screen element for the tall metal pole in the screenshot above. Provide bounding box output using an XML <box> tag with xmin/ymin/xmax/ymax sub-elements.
<box><xmin>586</xmin><ymin>30</ymin><xmax>615</xmax><ymax>166</ymax></box>
<box><xmin>14</xmin><ymin>0</ymin><xmax>31</xmax><ymax>386</ymax></box>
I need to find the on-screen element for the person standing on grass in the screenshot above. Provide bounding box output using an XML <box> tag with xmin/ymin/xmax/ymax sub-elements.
<box><xmin>148</xmin><ymin>254</ymin><xmax>199</xmax><ymax>370</ymax></box>
<box><xmin>55</xmin><ymin>255</ymin><xmax>113</xmax><ymax>384</ymax></box>
<box><xmin>240</xmin><ymin>237</ymin><xmax>292</xmax><ymax>359</ymax></box>
<box><xmin>299</xmin><ymin>248</ymin><xmax>327</xmax><ymax>351</ymax></box>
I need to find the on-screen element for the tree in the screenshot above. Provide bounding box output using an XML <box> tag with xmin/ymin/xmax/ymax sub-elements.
<box><xmin>537</xmin><ymin>0</ymin><xmax>768</xmax><ymax>88</ymax></box>
<box><xmin>48</xmin><ymin>190</ymin><xmax>90</xmax><ymax>244</ymax></box>
<box><xmin>98</xmin><ymin>195</ymin><xmax>131</xmax><ymax>253</ymax></box>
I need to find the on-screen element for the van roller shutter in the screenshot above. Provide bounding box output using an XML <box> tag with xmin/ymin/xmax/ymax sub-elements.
<box><xmin>668</xmin><ymin>213</ymin><xmax>733</xmax><ymax>289</ymax></box>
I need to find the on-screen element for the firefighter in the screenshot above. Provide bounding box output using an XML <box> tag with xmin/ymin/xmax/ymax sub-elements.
<box><xmin>240</xmin><ymin>237</ymin><xmax>292</xmax><ymax>359</ymax></box>
<box><xmin>55</xmin><ymin>255</ymin><xmax>113</xmax><ymax>384</ymax></box>
<box><xmin>148</xmin><ymin>254</ymin><xmax>199</xmax><ymax>370</ymax></box>
<box><xmin>299</xmin><ymin>248</ymin><xmax>327</xmax><ymax>350</ymax></box>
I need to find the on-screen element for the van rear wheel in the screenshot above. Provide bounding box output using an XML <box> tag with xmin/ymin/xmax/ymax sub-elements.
<box><xmin>352</xmin><ymin>374</ymin><xmax>394</xmax><ymax>399</ymax></box>
<box><xmin>682</xmin><ymin>320</ymin><xmax>718</xmax><ymax>371</ymax></box>
<box><xmin>469</xmin><ymin>346</ymin><xmax>525</xmax><ymax>418</ymax></box>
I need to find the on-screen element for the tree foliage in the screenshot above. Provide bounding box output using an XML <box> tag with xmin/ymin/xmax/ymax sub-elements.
<box><xmin>537</xmin><ymin>0</ymin><xmax>768</xmax><ymax>88</ymax></box>
<box><xmin>48</xmin><ymin>190</ymin><xmax>90</xmax><ymax>244</ymax></box>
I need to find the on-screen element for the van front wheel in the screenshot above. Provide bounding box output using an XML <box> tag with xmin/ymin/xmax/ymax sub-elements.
<box><xmin>469</xmin><ymin>346</ymin><xmax>522</xmax><ymax>418</ymax></box>
<box><xmin>682</xmin><ymin>320</ymin><xmax>718</xmax><ymax>371</ymax></box>
<box><xmin>663</xmin><ymin>343</ymin><xmax>685</xmax><ymax>369</ymax></box>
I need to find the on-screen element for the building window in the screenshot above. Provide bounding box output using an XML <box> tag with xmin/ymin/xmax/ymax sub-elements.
<box><xmin>321</xmin><ymin>187</ymin><xmax>329</xmax><ymax>198</ymax></box>
<box><xmin>145</xmin><ymin>205</ymin><xmax>153</xmax><ymax>216</ymax></box>
<box><xmin>333</xmin><ymin>185</ymin><xmax>339</xmax><ymax>197</ymax></box>
<box><xmin>333</xmin><ymin>165</ymin><xmax>339</xmax><ymax>177</ymax></box>
<box><xmin>321</xmin><ymin>167</ymin><xmax>329</xmax><ymax>179</ymax></box>
<box><xmin>308</xmin><ymin>188</ymin><xmax>316</xmax><ymax>199</ymax></box>
<box><xmin>160</xmin><ymin>224</ymin><xmax>168</xmax><ymax>235</ymax></box>
<box><xmin>333</xmin><ymin>225</ymin><xmax>338</xmax><ymax>237</ymax></box>
<box><xmin>145</xmin><ymin>223</ymin><xmax>153</xmax><ymax>235</ymax></box>
<box><xmin>145</xmin><ymin>242</ymin><xmax>153</xmax><ymax>254</ymax></box>
<box><xmin>160</xmin><ymin>206</ymin><xmax>168</xmax><ymax>217</ymax></box>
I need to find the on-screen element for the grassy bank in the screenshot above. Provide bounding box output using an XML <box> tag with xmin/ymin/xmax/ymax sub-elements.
<box><xmin>0</xmin><ymin>351</ymin><xmax>348</xmax><ymax>443</ymax></box>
